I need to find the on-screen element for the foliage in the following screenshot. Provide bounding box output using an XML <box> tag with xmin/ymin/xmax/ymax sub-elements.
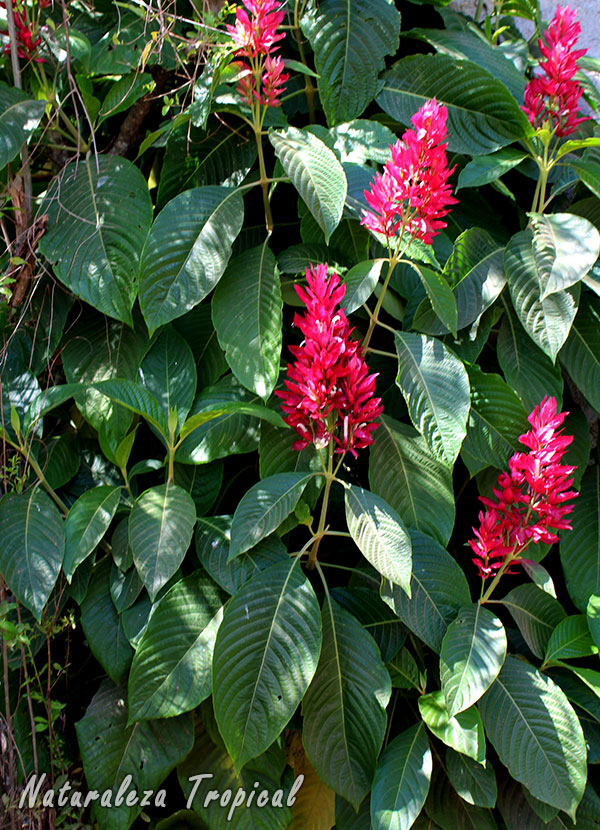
<box><xmin>1</xmin><ymin>0</ymin><xmax>600</xmax><ymax>828</ymax></box>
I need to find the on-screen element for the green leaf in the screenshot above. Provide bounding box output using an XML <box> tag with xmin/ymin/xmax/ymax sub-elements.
<box><xmin>139</xmin><ymin>186</ymin><xmax>244</xmax><ymax>334</ymax></box>
<box><xmin>556</xmin><ymin>137</ymin><xmax>600</xmax><ymax>161</ymax></box>
<box><xmin>174</xmin><ymin>304</ymin><xmax>228</xmax><ymax>391</ymax></box>
<box><xmin>177</xmin><ymin>721</ymin><xmax>291</xmax><ymax>830</ymax></box>
<box><xmin>330</xmin><ymin>120</ymin><xmax>397</xmax><ymax>165</ymax></box>
<box><xmin>213</xmin><ymin>558</ymin><xmax>321</xmax><ymax>770</ymax></box>
<box><xmin>99</xmin><ymin>71</ymin><xmax>152</xmax><ymax>120</ymax></box>
<box><xmin>457</xmin><ymin>149</ymin><xmax>527</xmax><ymax>191</ymax></box>
<box><xmin>559</xmin><ymin>295</ymin><xmax>600</xmax><ymax>412</ymax></box>
<box><xmin>128</xmin><ymin>573</ymin><xmax>225</xmax><ymax>722</ymax></box>
<box><xmin>416</xmin><ymin>265</ymin><xmax>458</xmax><ymax>337</ymax></box>
<box><xmin>37</xmin><ymin>432</ymin><xmax>81</xmax><ymax>491</ymax></box>
<box><xmin>502</xmin><ymin>584</ymin><xmax>567</xmax><ymax>659</ymax></box>
<box><xmin>173</xmin><ymin>461</ymin><xmax>223</xmax><ymax>517</ymax></box>
<box><xmin>229</xmin><ymin>472</ymin><xmax>313</xmax><ymax>559</ymax></box>
<box><xmin>39</xmin><ymin>156</ymin><xmax>152</xmax><ymax>324</ymax></box>
<box><xmin>387</xmin><ymin>649</ymin><xmax>421</xmax><ymax>691</ymax></box>
<box><xmin>569</xmin><ymin>156</ymin><xmax>600</xmax><ymax>199</ymax></box>
<box><xmin>179</xmin><ymin>402</ymin><xmax>285</xmax><ymax>442</ymax></box>
<box><xmin>344</xmin><ymin>484</ymin><xmax>412</xmax><ymax>594</ymax></box>
<box><xmin>63</xmin><ymin>486</ymin><xmax>121</xmax><ymax>580</ymax></box>
<box><xmin>370</xmin><ymin>723</ymin><xmax>432</xmax><ymax>830</ymax></box>
<box><xmin>560</xmin><ymin>465</ymin><xmax>600</xmax><ymax>613</ymax></box>
<box><xmin>445</xmin><ymin>748</ymin><xmax>497</xmax><ymax>808</ymax></box>
<box><xmin>269</xmin><ymin>126</ymin><xmax>347</xmax><ymax>242</ymax></box>
<box><xmin>440</xmin><ymin>603</ymin><xmax>507</xmax><ymax>717</ymax></box>
<box><xmin>369</xmin><ymin>416</ymin><xmax>455</xmax><ymax>546</ymax></box>
<box><xmin>530</xmin><ymin>213</ymin><xmax>600</xmax><ymax>298</ymax></box>
<box><xmin>300</xmin><ymin>0</ymin><xmax>401</xmax><ymax>125</ymax></box>
<box><xmin>139</xmin><ymin>326</ymin><xmax>197</xmax><ymax>431</ymax></box>
<box><xmin>544</xmin><ymin>615</ymin><xmax>598</xmax><ymax>666</ymax></box>
<box><xmin>129</xmin><ymin>483</ymin><xmax>196</xmax><ymax>600</ymax></box>
<box><xmin>80</xmin><ymin>557</ymin><xmax>133</xmax><ymax>683</ymax></box>
<box><xmin>175</xmin><ymin>376</ymin><xmax>262</xmax><ymax>464</ymax></box>
<box><xmin>76</xmin><ymin>680</ymin><xmax>193</xmax><ymax>830</ymax></box>
<box><xmin>22</xmin><ymin>384</ymin><xmax>81</xmax><ymax>434</ymax></box>
<box><xmin>587</xmin><ymin>595</ymin><xmax>600</xmax><ymax>654</ymax></box>
<box><xmin>0</xmin><ymin>491</ymin><xmax>64</xmax><ymax>622</ymax></box>
<box><xmin>413</xmin><ymin>228</ymin><xmax>505</xmax><ymax>336</ymax></box>
<box><xmin>461</xmin><ymin>365</ymin><xmax>529</xmax><ymax>476</ymax></box>
<box><xmin>425</xmin><ymin>771</ymin><xmax>497</xmax><ymax>830</ymax></box>
<box><xmin>195</xmin><ymin>515</ymin><xmax>288</xmax><ymax>595</ymax></box>
<box><xmin>381</xmin><ymin>529</ymin><xmax>471</xmax><ymax>653</ymax></box>
<box><xmin>0</xmin><ymin>82</ymin><xmax>45</xmax><ymax>171</ymax></box>
<box><xmin>497</xmin><ymin>779</ymin><xmax>558</xmax><ymax>830</ymax></box>
<box><xmin>521</xmin><ymin>559</ymin><xmax>557</xmax><ymax>598</ymax></box>
<box><xmin>479</xmin><ymin>656</ymin><xmax>587</xmax><ymax>820</ymax></box>
<box><xmin>497</xmin><ymin>307</ymin><xmax>563</xmax><ymax>411</ymax></box>
<box><xmin>395</xmin><ymin>332</ymin><xmax>470</xmax><ymax>467</ymax></box>
<box><xmin>419</xmin><ymin>691</ymin><xmax>485</xmax><ymax>764</ymax></box>
<box><xmin>505</xmin><ymin>230</ymin><xmax>579</xmax><ymax>361</ymax></box>
<box><xmin>332</xmin><ymin>586</ymin><xmax>407</xmax><ymax>664</ymax></box>
<box><xmin>91</xmin><ymin>379</ymin><xmax>168</xmax><ymax>437</ymax></box>
<box><xmin>377</xmin><ymin>55</ymin><xmax>530</xmax><ymax>156</ymax></box>
<box><xmin>343</xmin><ymin>259</ymin><xmax>386</xmax><ymax>314</ymax></box>
<box><xmin>302</xmin><ymin>598</ymin><xmax>391</xmax><ymax>808</ymax></box>
<box><xmin>212</xmin><ymin>243</ymin><xmax>282</xmax><ymax>400</ymax></box>
<box><xmin>110</xmin><ymin>564</ymin><xmax>143</xmax><ymax>613</ymax></box>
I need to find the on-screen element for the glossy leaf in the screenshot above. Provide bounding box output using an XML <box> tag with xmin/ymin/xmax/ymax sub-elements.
<box><xmin>445</xmin><ymin>748</ymin><xmax>497</xmax><ymax>808</ymax></box>
<box><xmin>370</xmin><ymin>723</ymin><xmax>432</xmax><ymax>830</ymax></box>
<box><xmin>39</xmin><ymin>156</ymin><xmax>153</xmax><ymax>324</ymax></box>
<box><xmin>419</xmin><ymin>691</ymin><xmax>485</xmax><ymax>764</ymax></box>
<box><xmin>457</xmin><ymin>148</ymin><xmax>527</xmax><ymax>191</ymax></box>
<box><xmin>559</xmin><ymin>295</ymin><xmax>600</xmax><ymax>412</ymax></box>
<box><xmin>343</xmin><ymin>259</ymin><xmax>386</xmax><ymax>314</ymax></box>
<box><xmin>560</xmin><ymin>465</ymin><xmax>600</xmax><ymax>613</ymax></box>
<box><xmin>212</xmin><ymin>243</ymin><xmax>282</xmax><ymax>400</ymax></box>
<box><xmin>543</xmin><ymin>616</ymin><xmax>598</xmax><ymax>666</ymax></box>
<box><xmin>530</xmin><ymin>213</ymin><xmax>600</xmax><ymax>298</ymax></box>
<box><xmin>502</xmin><ymin>584</ymin><xmax>567</xmax><ymax>659</ymax></box>
<box><xmin>213</xmin><ymin>558</ymin><xmax>322</xmax><ymax>770</ymax></box>
<box><xmin>479</xmin><ymin>656</ymin><xmax>587</xmax><ymax>820</ymax></box>
<box><xmin>129</xmin><ymin>483</ymin><xmax>196</xmax><ymax>600</ymax></box>
<box><xmin>0</xmin><ymin>82</ymin><xmax>45</xmax><ymax>170</ymax></box>
<box><xmin>440</xmin><ymin>603</ymin><xmax>507</xmax><ymax>716</ymax></box>
<box><xmin>63</xmin><ymin>486</ymin><xmax>121</xmax><ymax>580</ymax></box>
<box><xmin>139</xmin><ymin>326</ymin><xmax>197</xmax><ymax>431</ymax></box>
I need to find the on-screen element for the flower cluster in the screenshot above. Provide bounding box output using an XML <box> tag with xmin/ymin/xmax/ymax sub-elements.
<box><xmin>0</xmin><ymin>0</ymin><xmax>47</xmax><ymax>62</ymax></box>
<box><xmin>361</xmin><ymin>98</ymin><xmax>457</xmax><ymax>246</ymax></box>
<box><xmin>522</xmin><ymin>5</ymin><xmax>588</xmax><ymax>137</ymax></box>
<box><xmin>470</xmin><ymin>396</ymin><xmax>578</xmax><ymax>580</ymax></box>
<box><xmin>275</xmin><ymin>264</ymin><xmax>383</xmax><ymax>458</ymax></box>
<box><xmin>226</xmin><ymin>0</ymin><xmax>288</xmax><ymax>109</ymax></box>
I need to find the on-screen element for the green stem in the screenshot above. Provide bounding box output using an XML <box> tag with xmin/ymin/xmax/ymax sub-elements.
<box><xmin>366</xmin><ymin>347</ymin><xmax>397</xmax><ymax>359</ymax></box>
<box><xmin>255</xmin><ymin>128</ymin><xmax>274</xmax><ymax>233</ymax></box>
<box><xmin>362</xmin><ymin>255</ymin><xmax>398</xmax><ymax>352</ymax></box>
<box><xmin>307</xmin><ymin>444</ymin><xmax>334</xmax><ymax>569</ymax></box>
<box><xmin>22</xmin><ymin>443</ymin><xmax>69</xmax><ymax>516</ymax></box>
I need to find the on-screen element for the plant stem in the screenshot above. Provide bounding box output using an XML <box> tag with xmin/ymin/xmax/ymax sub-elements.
<box><xmin>255</xmin><ymin>128</ymin><xmax>274</xmax><ymax>232</ymax></box>
<box><xmin>307</xmin><ymin>443</ymin><xmax>334</xmax><ymax>569</ymax></box>
<box><xmin>362</xmin><ymin>255</ymin><xmax>398</xmax><ymax>352</ymax></box>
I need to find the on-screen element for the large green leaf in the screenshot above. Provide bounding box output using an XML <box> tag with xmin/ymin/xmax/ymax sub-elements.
<box><xmin>63</xmin><ymin>486</ymin><xmax>121</xmax><ymax>580</ymax></box>
<box><xmin>445</xmin><ymin>748</ymin><xmax>497</xmax><ymax>808</ymax></box>
<box><xmin>302</xmin><ymin>598</ymin><xmax>391</xmax><ymax>808</ymax></box>
<box><xmin>212</xmin><ymin>558</ymin><xmax>321</xmax><ymax>770</ymax></box>
<box><xmin>418</xmin><ymin>691</ymin><xmax>485</xmax><ymax>764</ymax></box>
<box><xmin>370</xmin><ymin>723</ymin><xmax>432</xmax><ymax>830</ymax></box>
<box><xmin>0</xmin><ymin>490</ymin><xmax>64</xmax><ymax>622</ymax></box>
<box><xmin>461</xmin><ymin>365</ymin><xmax>529</xmax><ymax>476</ymax></box>
<box><xmin>39</xmin><ymin>156</ymin><xmax>153</xmax><ymax>324</ymax></box>
<box><xmin>413</xmin><ymin>229</ymin><xmax>505</xmax><ymax>337</ymax></box>
<box><xmin>91</xmin><ymin>379</ymin><xmax>168</xmax><ymax>438</ymax></box>
<box><xmin>344</xmin><ymin>484</ymin><xmax>412</xmax><ymax>594</ymax></box>
<box><xmin>175</xmin><ymin>376</ymin><xmax>262</xmax><ymax>464</ymax></box>
<box><xmin>395</xmin><ymin>332</ymin><xmax>470</xmax><ymax>467</ymax></box>
<box><xmin>76</xmin><ymin>680</ymin><xmax>193</xmax><ymax>830</ymax></box>
<box><xmin>300</xmin><ymin>0</ymin><xmax>401</xmax><ymax>125</ymax></box>
<box><xmin>377</xmin><ymin>55</ymin><xmax>530</xmax><ymax>156</ymax></box>
<box><xmin>501</xmin><ymin>584</ymin><xmax>567</xmax><ymax>659</ymax></box>
<box><xmin>80</xmin><ymin>557</ymin><xmax>133</xmax><ymax>683</ymax></box>
<box><xmin>457</xmin><ymin>148</ymin><xmax>528</xmax><ymax>191</ymax></box>
<box><xmin>269</xmin><ymin>126</ymin><xmax>347</xmax><ymax>242</ymax></box>
<box><xmin>178</xmin><ymin>721</ymin><xmax>291</xmax><ymax>830</ymax></box>
<box><xmin>0</xmin><ymin>82</ymin><xmax>45</xmax><ymax>170</ymax></box>
<box><xmin>138</xmin><ymin>186</ymin><xmax>244</xmax><ymax>334</ymax></box>
<box><xmin>380</xmin><ymin>530</ymin><xmax>471</xmax><ymax>654</ymax></box>
<box><xmin>479</xmin><ymin>657</ymin><xmax>587</xmax><ymax>820</ymax></box>
<box><xmin>212</xmin><ymin>243</ymin><xmax>282</xmax><ymax>400</ymax></box>
<box><xmin>369</xmin><ymin>416</ymin><xmax>455</xmax><ymax>546</ymax></box>
<box><xmin>497</xmin><ymin>307</ymin><xmax>563</xmax><ymax>411</ymax></box>
<box><xmin>195</xmin><ymin>515</ymin><xmax>288</xmax><ymax>595</ymax></box>
<box><xmin>505</xmin><ymin>230</ymin><xmax>579</xmax><ymax>361</ymax></box>
<box><xmin>343</xmin><ymin>259</ymin><xmax>386</xmax><ymax>314</ymax></box>
<box><xmin>229</xmin><ymin>472</ymin><xmax>313</xmax><ymax>559</ymax></box>
<box><xmin>560</xmin><ymin>465</ymin><xmax>600</xmax><ymax>612</ymax></box>
<box><xmin>128</xmin><ymin>573</ymin><xmax>226</xmax><ymax>722</ymax></box>
<box><xmin>139</xmin><ymin>326</ymin><xmax>197</xmax><ymax>431</ymax></box>
<box><xmin>559</xmin><ymin>295</ymin><xmax>600</xmax><ymax>412</ymax></box>
<box><xmin>530</xmin><ymin>213</ymin><xmax>600</xmax><ymax>298</ymax></box>
<box><xmin>543</xmin><ymin>616</ymin><xmax>598</xmax><ymax>667</ymax></box>
<box><xmin>331</xmin><ymin>586</ymin><xmax>407</xmax><ymax>664</ymax></box>
<box><xmin>587</xmin><ymin>595</ymin><xmax>600</xmax><ymax>654</ymax></box>
<box><xmin>129</xmin><ymin>483</ymin><xmax>196</xmax><ymax>600</ymax></box>
<box><xmin>440</xmin><ymin>603</ymin><xmax>507</xmax><ymax>717</ymax></box>
<box><xmin>425</xmin><ymin>772</ymin><xmax>497</xmax><ymax>830</ymax></box>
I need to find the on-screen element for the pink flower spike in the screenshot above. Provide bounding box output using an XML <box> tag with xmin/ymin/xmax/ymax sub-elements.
<box><xmin>260</xmin><ymin>54</ymin><xmax>288</xmax><ymax>107</ymax></box>
<box><xmin>522</xmin><ymin>4</ymin><xmax>589</xmax><ymax>136</ymax></box>
<box><xmin>226</xmin><ymin>0</ymin><xmax>286</xmax><ymax>59</ymax></box>
<box><xmin>360</xmin><ymin>98</ymin><xmax>456</xmax><ymax>245</ymax></box>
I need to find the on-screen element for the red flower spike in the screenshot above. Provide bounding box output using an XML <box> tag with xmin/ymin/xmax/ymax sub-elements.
<box><xmin>361</xmin><ymin>98</ymin><xmax>457</xmax><ymax>245</ymax></box>
<box><xmin>259</xmin><ymin>54</ymin><xmax>288</xmax><ymax>107</ymax></box>
<box><xmin>469</xmin><ymin>396</ymin><xmax>578</xmax><ymax>580</ymax></box>
<box><xmin>226</xmin><ymin>0</ymin><xmax>286</xmax><ymax>59</ymax></box>
<box><xmin>522</xmin><ymin>5</ymin><xmax>589</xmax><ymax>137</ymax></box>
<box><xmin>275</xmin><ymin>264</ymin><xmax>383</xmax><ymax>458</ymax></box>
